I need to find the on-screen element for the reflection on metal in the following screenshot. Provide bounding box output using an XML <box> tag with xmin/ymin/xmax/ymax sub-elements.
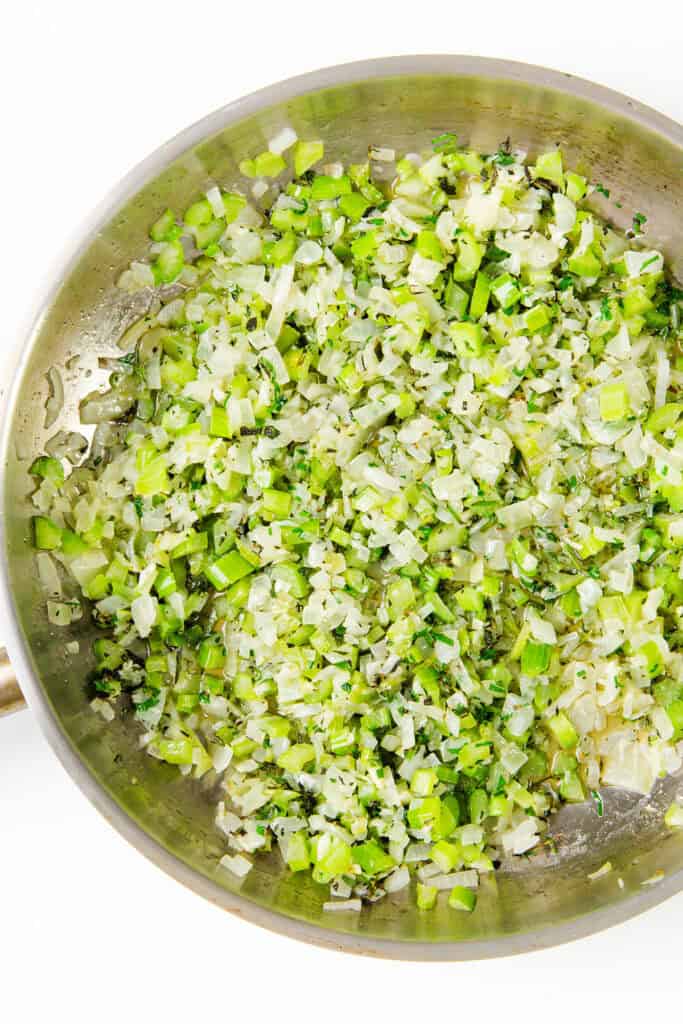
<box><xmin>1</xmin><ymin>56</ymin><xmax>682</xmax><ymax>959</ymax></box>
<box><xmin>0</xmin><ymin>648</ymin><xmax>25</xmax><ymax>715</ymax></box>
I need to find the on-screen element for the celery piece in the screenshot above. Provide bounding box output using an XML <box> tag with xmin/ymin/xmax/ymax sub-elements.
<box><xmin>431</xmin><ymin>840</ymin><xmax>461</xmax><ymax>872</ymax></box>
<box><xmin>135</xmin><ymin>452</ymin><xmax>169</xmax><ymax>496</ymax></box>
<box><xmin>30</xmin><ymin>456</ymin><xmax>65</xmax><ymax>485</ymax></box>
<box><xmin>666</xmin><ymin>700</ymin><xmax>683</xmax><ymax>736</ymax></box>
<box><xmin>469</xmin><ymin>788</ymin><xmax>489</xmax><ymax>824</ymax></box>
<box><xmin>157</xmin><ymin>738</ymin><xmax>194</xmax><ymax>765</ymax></box>
<box><xmin>312</xmin><ymin>835</ymin><xmax>353</xmax><ymax>881</ymax></box>
<box><xmin>153</xmin><ymin>240</ymin><xmax>184</xmax><ymax>284</ymax></box>
<box><xmin>285</xmin><ymin>832</ymin><xmax>311</xmax><ymax>872</ymax></box>
<box><xmin>205</xmin><ymin>551</ymin><xmax>257</xmax><ymax>590</ymax></box>
<box><xmin>450</xmin><ymin>321</ymin><xmax>485</xmax><ymax>358</ymax></box>
<box><xmin>416</xmin><ymin>229</ymin><xmax>444</xmax><ymax>262</ymax></box>
<box><xmin>222</xmin><ymin>192</ymin><xmax>246</xmax><ymax>223</ymax></box>
<box><xmin>452</xmin><ymin>231</ymin><xmax>484</xmax><ymax>282</ymax></box>
<box><xmin>33</xmin><ymin>516</ymin><xmax>62</xmax><ymax>550</ymax></box>
<box><xmin>521</xmin><ymin>641</ymin><xmax>552</xmax><ymax>677</ymax></box>
<box><xmin>150</xmin><ymin>208</ymin><xmax>176</xmax><ymax>242</ymax></box>
<box><xmin>416</xmin><ymin>883</ymin><xmax>438</xmax><ymax>910</ymax></box>
<box><xmin>532</xmin><ymin>150</ymin><xmax>564</xmax><ymax>189</ymax></box>
<box><xmin>264</xmin><ymin>231</ymin><xmax>296</xmax><ymax>266</ymax></box>
<box><xmin>410</xmin><ymin>767</ymin><xmax>437</xmax><ymax>796</ymax></box>
<box><xmin>448</xmin><ymin>885</ymin><xmax>477</xmax><ymax>912</ymax></box>
<box><xmin>195</xmin><ymin>218</ymin><xmax>225</xmax><ymax>250</ymax></box>
<box><xmin>93</xmin><ymin>638</ymin><xmax>123</xmax><ymax>671</ymax></box>
<box><xmin>198</xmin><ymin>637</ymin><xmax>226</xmax><ymax>670</ymax></box>
<box><xmin>61</xmin><ymin>530</ymin><xmax>88</xmax><ymax>557</ymax></box>
<box><xmin>176</xmin><ymin>692</ymin><xmax>199</xmax><ymax>713</ymax></box>
<box><xmin>507</xmin><ymin>779</ymin><xmax>535</xmax><ymax>810</ymax></box>
<box><xmin>262</xmin><ymin>488</ymin><xmax>292</xmax><ymax>518</ymax></box>
<box><xmin>311</xmin><ymin>174</ymin><xmax>352</xmax><ymax>200</ymax></box>
<box><xmin>444</xmin><ymin>279</ymin><xmax>470</xmax><ymax>318</ymax></box>
<box><xmin>184</xmin><ymin>199</ymin><xmax>213</xmax><ymax>226</ymax></box>
<box><xmin>638</xmin><ymin>639</ymin><xmax>663</xmax><ymax>677</ymax></box>
<box><xmin>646</xmin><ymin>403</ymin><xmax>683</xmax><ymax>434</ymax></box>
<box><xmin>395</xmin><ymin>392</ymin><xmax>416</xmax><ymax>419</ymax></box>
<box><xmin>276</xmin><ymin>743</ymin><xmax>316</xmax><ymax>772</ymax></box>
<box><xmin>352</xmin><ymin>840</ymin><xmax>395</xmax><ymax>876</ymax></box>
<box><xmin>407</xmin><ymin>796</ymin><xmax>442</xmax><ymax>831</ymax></box>
<box><xmin>654</xmin><ymin>514</ymin><xmax>683</xmax><ymax>548</ymax></box>
<box><xmin>339</xmin><ymin>192</ymin><xmax>370</xmax><ymax>221</ymax></box>
<box><xmin>568</xmin><ymin>248</ymin><xmax>601</xmax><ymax>278</ymax></box>
<box><xmin>436</xmin><ymin>796</ymin><xmax>461</xmax><ymax>839</ymax></box>
<box><xmin>622</xmin><ymin>285</ymin><xmax>652</xmax><ymax>317</ymax></box>
<box><xmin>271</xmin><ymin>562</ymin><xmax>310</xmax><ymax>599</ymax></box>
<box><xmin>565</xmin><ymin>172</ymin><xmax>587</xmax><ymax>202</ymax></box>
<box><xmin>427</xmin><ymin>523</ymin><xmax>467</xmax><ymax>553</ymax></box>
<box><xmin>548</xmin><ymin>712</ymin><xmax>579</xmax><ymax>749</ymax></box>
<box><xmin>429</xmin><ymin>591</ymin><xmax>455</xmax><ymax>623</ymax></box>
<box><xmin>559</xmin><ymin>770</ymin><xmax>585</xmax><ymax>803</ymax></box>
<box><xmin>388</xmin><ymin>577</ymin><xmax>415</xmax><ymax>618</ymax></box>
<box><xmin>243</xmin><ymin>151</ymin><xmax>286</xmax><ymax>178</ymax></box>
<box><xmin>171</xmin><ymin>530</ymin><xmax>207</xmax><ymax>559</ymax></box>
<box><xmin>209</xmin><ymin>405</ymin><xmax>231</xmax><ymax>438</ymax></box>
<box><xmin>491</xmin><ymin>272</ymin><xmax>521</xmax><ymax>311</ymax></box>
<box><xmin>469</xmin><ymin>271</ymin><xmax>491</xmax><ymax>319</ymax></box>
<box><xmin>293</xmin><ymin>140</ymin><xmax>324</xmax><ymax>177</ymax></box>
<box><xmin>350</xmin><ymin>230</ymin><xmax>378</xmax><ymax>259</ymax></box>
<box><xmin>524</xmin><ymin>303</ymin><xmax>550</xmax><ymax>332</ymax></box>
<box><xmin>456</xmin><ymin>587</ymin><xmax>484</xmax><ymax>615</ymax></box>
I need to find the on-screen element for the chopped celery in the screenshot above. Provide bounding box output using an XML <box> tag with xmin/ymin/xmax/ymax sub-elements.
<box><xmin>30</xmin><ymin>456</ymin><xmax>64</xmax><ymax>485</ymax></box>
<box><xmin>416</xmin><ymin>230</ymin><xmax>443</xmax><ymax>261</ymax></box>
<box><xmin>240</xmin><ymin>151</ymin><xmax>286</xmax><ymax>178</ymax></box>
<box><xmin>352</xmin><ymin>840</ymin><xmax>395</xmax><ymax>876</ymax></box>
<box><xmin>205</xmin><ymin>551</ymin><xmax>256</xmax><ymax>590</ymax></box>
<box><xmin>532</xmin><ymin>150</ymin><xmax>564</xmax><ymax>189</ymax></box>
<box><xmin>311</xmin><ymin>175</ymin><xmax>352</xmax><ymax>200</ymax></box>
<box><xmin>469</xmin><ymin>271</ymin><xmax>491</xmax><ymax>319</ymax></box>
<box><xmin>32</xmin><ymin>136</ymin><xmax>683</xmax><ymax>912</ymax></box>
<box><xmin>548</xmin><ymin>712</ymin><xmax>578</xmax><ymax>750</ymax></box>
<box><xmin>285</xmin><ymin>832</ymin><xmax>311</xmax><ymax>871</ymax></box>
<box><xmin>150</xmin><ymin>208</ymin><xmax>176</xmax><ymax>242</ymax></box>
<box><xmin>277</xmin><ymin>744</ymin><xmax>316</xmax><ymax>772</ymax></box>
<box><xmin>521</xmin><ymin>641</ymin><xmax>552</xmax><ymax>677</ymax></box>
<box><xmin>157</xmin><ymin>738</ymin><xmax>194</xmax><ymax>764</ymax></box>
<box><xmin>416</xmin><ymin>883</ymin><xmax>438</xmax><ymax>910</ymax></box>
<box><xmin>491</xmin><ymin>273</ymin><xmax>521</xmax><ymax>311</ymax></box>
<box><xmin>568</xmin><ymin>248</ymin><xmax>601</xmax><ymax>278</ymax></box>
<box><xmin>293</xmin><ymin>140</ymin><xmax>324</xmax><ymax>177</ymax></box>
<box><xmin>448</xmin><ymin>885</ymin><xmax>477</xmax><ymax>912</ymax></box>
<box><xmin>153</xmin><ymin>240</ymin><xmax>184</xmax><ymax>284</ymax></box>
<box><xmin>450</xmin><ymin>321</ymin><xmax>484</xmax><ymax>357</ymax></box>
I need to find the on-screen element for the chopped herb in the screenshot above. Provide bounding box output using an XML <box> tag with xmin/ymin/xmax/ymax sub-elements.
<box><xmin>431</xmin><ymin>132</ymin><xmax>459</xmax><ymax>153</ymax></box>
<box><xmin>494</xmin><ymin>150</ymin><xmax>515</xmax><ymax>166</ymax></box>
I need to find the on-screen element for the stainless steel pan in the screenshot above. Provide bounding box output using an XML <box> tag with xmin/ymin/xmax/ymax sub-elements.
<box><xmin>3</xmin><ymin>55</ymin><xmax>683</xmax><ymax>960</ymax></box>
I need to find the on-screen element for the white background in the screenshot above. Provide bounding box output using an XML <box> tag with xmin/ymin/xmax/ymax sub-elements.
<box><xmin>2</xmin><ymin>2</ymin><xmax>682</xmax><ymax>1020</ymax></box>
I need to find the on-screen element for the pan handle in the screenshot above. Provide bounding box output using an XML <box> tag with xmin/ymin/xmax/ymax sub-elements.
<box><xmin>0</xmin><ymin>647</ymin><xmax>26</xmax><ymax>715</ymax></box>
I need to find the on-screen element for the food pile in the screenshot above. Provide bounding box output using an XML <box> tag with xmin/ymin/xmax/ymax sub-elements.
<box><xmin>31</xmin><ymin>130</ymin><xmax>683</xmax><ymax>912</ymax></box>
